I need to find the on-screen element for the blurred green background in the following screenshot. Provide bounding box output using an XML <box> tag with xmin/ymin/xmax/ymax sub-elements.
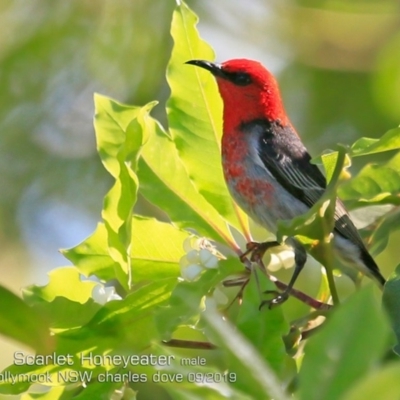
<box><xmin>0</xmin><ymin>0</ymin><xmax>399</xmax><ymax>370</ymax></box>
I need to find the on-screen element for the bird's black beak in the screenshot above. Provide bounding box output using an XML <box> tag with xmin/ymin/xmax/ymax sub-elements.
<box><xmin>185</xmin><ymin>60</ymin><xmax>225</xmax><ymax>78</ymax></box>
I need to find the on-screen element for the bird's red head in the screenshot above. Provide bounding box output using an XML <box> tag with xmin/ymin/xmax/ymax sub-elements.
<box><xmin>186</xmin><ymin>58</ymin><xmax>289</xmax><ymax>133</ymax></box>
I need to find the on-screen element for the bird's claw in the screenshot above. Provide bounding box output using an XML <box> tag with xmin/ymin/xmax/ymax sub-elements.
<box><xmin>239</xmin><ymin>241</ymin><xmax>291</xmax><ymax>309</ymax></box>
<box><xmin>239</xmin><ymin>241</ymin><xmax>259</xmax><ymax>263</ymax></box>
<box><xmin>259</xmin><ymin>290</ymin><xmax>289</xmax><ymax>310</ymax></box>
<box><xmin>240</xmin><ymin>241</ymin><xmax>279</xmax><ymax>264</ymax></box>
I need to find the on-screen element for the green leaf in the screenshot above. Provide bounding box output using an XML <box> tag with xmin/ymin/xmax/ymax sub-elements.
<box><xmin>0</xmin><ymin>285</ymin><xmax>54</xmax><ymax>354</ymax></box>
<box><xmin>236</xmin><ymin>273</ymin><xmax>294</xmax><ymax>377</ymax></box>
<box><xmin>94</xmin><ymin>96</ymin><xmax>155</xmax><ymax>290</ymax></box>
<box><xmin>63</xmin><ymin>217</ymin><xmax>186</xmax><ymax>283</ymax></box>
<box><xmin>29</xmin><ymin>297</ymin><xmax>101</xmax><ymax>330</ymax></box>
<box><xmin>167</xmin><ymin>2</ymin><xmax>249</xmax><ymax>237</ymax></box>
<box><xmin>70</xmin><ymin>380</ymin><xmax>124</xmax><ymax>400</ymax></box>
<box><xmin>21</xmin><ymin>386</ymin><xmax>79</xmax><ymax>399</ymax></box>
<box><xmin>23</xmin><ymin>267</ymin><xmax>97</xmax><ymax>304</ymax></box>
<box><xmin>93</xmin><ymin>94</ymin><xmax>140</xmax><ymax>174</ymax></box>
<box><xmin>22</xmin><ymin>267</ymin><xmax>100</xmax><ymax>329</ymax></box>
<box><xmin>154</xmin><ymin>257</ymin><xmax>243</xmax><ymax>339</ymax></box>
<box><xmin>350</xmin><ymin>126</ymin><xmax>400</xmax><ymax>156</ymax></box>
<box><xmin>62</xmin><ymin>223</ymin><xmax>117</xmax><ymax>281</ymax></box>
<box><xmin>320</xmin><ymin>150</ymin><xmax>352</xmax><ymax>183</ymax></box>
<box><xmin>139</xmin><ymin>343</ymin><xmax>253</xmax><ymax>400</ymax></box>
<box><xmin>201</xmin><ymin>307</ymin><xmax>291</xmax><ymax>400</ymax></box>
<box><xmin>368</xmin><ymin>208</ymin><xmax>400</xmax><ymax>255</ymax></box>
<box><xmin>165</xmin><ymin>385</ymin><xmax>250</xmax><ymax>400</ymax></box>
<box><xmin>382</xmin><ymin>264</ymin><xmax>400</xmax><ymax>355</ymax></box>
<box><xmin>341</xmin><ymin>363</ymin><xmax>400</xmax><ymax>400</ymax></box>
<box><xmin>339</xmin><ymin>151</ymin><xmax>400</xmax><ymax>206</ymax></box>
<box><xmin>139</xmin><ymin>119</ymin><xmax>236</xmax><ymax>246</ymax></box>
<box><xmin>298</xmin><ymin>286</ymin><xmax>390</xmax><ymax>400</ymax></box>
<box><xmin>129</xmin><ymin>216</ymin><xmax>186</xmax><ymax>282</ymax></box>
<box><xmin>64</xmin><ymin>278</ymin><xmax>177</xmax><ymax>352</ymax></box>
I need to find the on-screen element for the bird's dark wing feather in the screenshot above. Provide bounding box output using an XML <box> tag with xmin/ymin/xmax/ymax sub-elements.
<box><xmin>241</xmin><ymin>119</ymin><xmax>384</xmax><ymax>285</ymax></box>
<box><xmin>252</xmin><ymin>120</ymin><xmax>366</xmax><ymax>250</ymax></box>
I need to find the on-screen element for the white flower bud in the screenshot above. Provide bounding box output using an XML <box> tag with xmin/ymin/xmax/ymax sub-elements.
<box><xmin>186</xmin><ymin>249</ymin><xmax>200</xmax><ymax>263</ymax></box>
<box><xmin>92</xmin><ymin>285</ymin><xmax>122</xmax><ymax>305</ymax></box>
<box><xmin>267</xmin><ymin>250</ymin><xmax>294</xmax><ymax>271</ymax></box>
<box><xmin>181</xmin><ymin>264</ymin><xmax>203</xmax><ymax>281</ymax></box>
<box><xmin>199</xmin><ymin>249</ymin><xmax>218</xmax><ymax>269</ymax></box>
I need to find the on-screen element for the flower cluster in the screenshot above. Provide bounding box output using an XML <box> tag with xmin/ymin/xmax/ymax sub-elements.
<box><xmin>179</xmin><ymin>237</ymin><xmax>224</xmax><ymax>281</ymax></box>
<box><xmin>266</xmin><ymin>248</ymin><xmax>294</xmax><ymax>272</ymax></box>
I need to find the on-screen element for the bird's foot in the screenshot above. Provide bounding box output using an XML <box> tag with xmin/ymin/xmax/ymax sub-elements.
<box><xmin>240</xmin><ymin>240</ymin><xmax>280</xmax><ymax>264</ymax></box>
<box><xmin>239</xmin><ymin>241</ymin><xmax>258</xmax><ymax>263</ymax></box>
<box><xmin>259</xmin><ymin>290</ymin><xmax>289</xmax><ymax>310</ymax></box>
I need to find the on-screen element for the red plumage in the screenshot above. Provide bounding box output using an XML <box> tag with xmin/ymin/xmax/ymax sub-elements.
<box><xmin>218</xmin><ymin>59</ymin><xmax>290</xmax><ymax>131</ymax></box>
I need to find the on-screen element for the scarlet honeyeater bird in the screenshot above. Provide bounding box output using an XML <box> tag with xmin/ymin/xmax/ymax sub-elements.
<box><xmin>187</xmin><ymin>58</ymin><xmax>386</xmax><ymax>306</ymax></box>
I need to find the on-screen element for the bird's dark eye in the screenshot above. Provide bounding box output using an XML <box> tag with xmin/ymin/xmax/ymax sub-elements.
<box><xmin>231</xmin><ymin>72</ymin><xmax>252</xmax><ymax>86</ymax></box>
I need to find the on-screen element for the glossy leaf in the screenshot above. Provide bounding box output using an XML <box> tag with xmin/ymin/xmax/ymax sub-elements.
<box><xmin>139</xmin><ymin>119</ymin><xmax>236</xmax><ymax>247</ymax></box>
<box><xmin>63</xmin><ymin>217</ymin><xmax>185</xmax><ymax>283</ymax></box>
<box><xmin>298</xmin><ymin>286</ymin><xmax>390</xmax><ymax>400</ymax></box>
<box><xmin>94</xmin><ymin>96</ymin><xmax>155</xmax><ymax>289</ymax></box>
<box><xmin>154</xmin><ymin>257</ymin><xmax>243</xmax><ymax>339</ymax></box>
<box><xmin>236</xmin><ymin>273</ymin><xmax>294</xmax><ymax>377</ymax></box>
<box><xmin>129</xmin><ymin>216</ymin><xmax>185</xmax><ymax>281</ymax></box>
<box><xmin>22</xmin><ymin>267</ymin><xmax>100</xmax><ymax>329</ymax></box>
<box><xmin>201</xmin><ymin>307</ymin><xmax>291</xmax><ymax>400</ymax></box>
<box><xmin>339</xmin><ymin>151</ymin><xmax>400</xmax><ymax>206</ymax></box>
<box><xmin>61</xmin><ymin>223</ymin><xmax>117</xmax><ymax>281</ymax></box>
<box><xmin>167</xmin><ymin>2</ymin><xmax>249</xmax><ymax>237</ymax></box>
<box><xmin>350</xmin><ymin>127</ymin><xmax>400</xmax><ymax>157</ymax></box>
<box><xmin>342</xmin><ymin>363</ymin><xmax>400</xmax><ymax>400</ymax></box>
<box><xmin>23</xmin><ymin>267</ymin><xmax>97</xmax><ymax>304</ymax></box>
<box><xmin>75</xmin><ymin>278</ymin><xmax>177</xmax><ymax>349</ymax></box>
<box><xmin>0</xmin><ymin>285</ymin><xmax>54</xmax><ymax>354</ymax></box>
<box><xmin>368</xmin><ymin>208</ymin><xmax>400</xmax><ymax>255</ymax></box>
